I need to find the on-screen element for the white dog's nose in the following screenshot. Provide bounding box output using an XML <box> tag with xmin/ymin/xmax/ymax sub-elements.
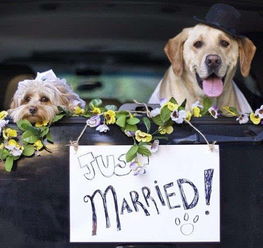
<box><xmin>29</xmin><ymin>106</ymin><xmax>38</xmax><ymax>114</ymax></box>
<box><xmin>205</xmin><ymin>54</ymin><xmax>222</xmax><ymax>69</ymax></box>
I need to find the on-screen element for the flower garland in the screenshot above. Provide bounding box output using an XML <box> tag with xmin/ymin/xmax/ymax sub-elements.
<box><xmin>0</xmin><ymin>98</ymin><xmax>263</xmax><ymax>173</ymax></box>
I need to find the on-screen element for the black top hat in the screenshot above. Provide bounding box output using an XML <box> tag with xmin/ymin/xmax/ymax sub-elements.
<box><xmin>193</xmin><ymin>3</ymin><xmax>243</xmax><ymax>38</ymax></box>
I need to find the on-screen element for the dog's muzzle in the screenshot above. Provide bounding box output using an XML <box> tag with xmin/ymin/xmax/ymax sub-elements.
<box><xmin>196</xmin><ymin>72</ymin><xmax>225</xmax><ymax>98</ymax></box>
<box><xmin>196</xmin><ymin>54</ymin><xmax>225</xmax><ymax>97</ymax></box>
<box><xmin>29</xmin><ymin>106</ymin><xmax>38</xmax><ymax>115</ymax></box>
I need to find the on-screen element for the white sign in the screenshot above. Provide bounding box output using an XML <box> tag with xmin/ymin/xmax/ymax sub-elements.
<box><xmin>70</xmin><ymin>145</ymin><xmax>220</xmax><ymax>243</ymax></box>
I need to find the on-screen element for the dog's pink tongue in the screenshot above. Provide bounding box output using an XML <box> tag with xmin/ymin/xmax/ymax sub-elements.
<box><xmin>202</xmin><ymin>78</ymin><xmax>224</xmax><ymax>97</ymax></box>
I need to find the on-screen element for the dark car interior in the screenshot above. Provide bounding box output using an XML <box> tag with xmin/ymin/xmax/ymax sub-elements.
<box><xmin>0</xmin><ymin>0</ymin><xmax>263</xmax><ymax>111</ymax></box>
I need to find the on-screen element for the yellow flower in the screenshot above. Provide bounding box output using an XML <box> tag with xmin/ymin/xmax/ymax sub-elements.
<box><xmin>163</xmin><ymin>102</ymin><xmax>179</xmax><ymax>111</ymax></box>
<box><xmin>73</xmin><ymin>106</ymin><xmax>85</xmax><ymax>115</ymax></box>
<box><xmin>3</xmin><ymin>128</ymin><xmax>17</xmax><ymax>139</ymax></box>
<box><xmin>135</xmin><ymin>130</ymin><xmax>152</xmax><ymax>142</ymax></box>
<box><xmin>185</xmin><ymin>111</ymin><xmax>192</xmax><ymax>121</ymax></box>
<box><xmin>34</xmin><ymin>140</ymin><xmax>44</xmax><ymax>151</ymax></box>
<box><xmin>158</xmin><ymin>126</ymin><xmax>174</xmax><ymax>135</ymax></box>
<box><xmin>104</xmin><ymin>110</ymin><xmax>116</xmax><ymax>124</ymax></box>
<box><xmin>192</xmin><ymin>107</ymin><xmax>202</xmax><ymax>117</ymax></box>
<box><xmin>250</xmin><ymin>113</ymin><xmax>261</xmax><ymax>125</ymax></box>
<box><xmin>91</xmin><ymin>107</ymin><xmax>101</xmax><ymax>115</ymax></box>
<box><xmin>7</xmin><ymin>139</ymin><xmax>23</xmax><ymax>150</ymax></box>
<box><xmin>0</xmin><ymin>143</ymin><xmax>4</xmax><ymax>149</ymax></box>
<box><xmin>35</xmin><ymin>120</ymin><xmax>49</xmax><ymax>128</ymax></box>
<box><xmin>0</xmin><ymin>111</ymin><xmax>8</xmax><ymax>120</ymax></box>
<box><xmin>168</xmin><ymin>102</ymin><xmax>179</xmax><ymax>111</ymax></box>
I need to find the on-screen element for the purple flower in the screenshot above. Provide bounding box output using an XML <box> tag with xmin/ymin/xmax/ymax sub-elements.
<box><xmin>171</xmin><ymin>110</ymin><xmax>186</xmax><ymax>124</ymax></box>
<box><xmin>124</xmin><ymin>130</ymin><xmax>135</xmax><ymax>137</ymax></box>
<box><xmin>208</xmin><ymin>106</ymin><xmax>219</xmax><ymax>119</ymax></box>
<box><xmin>129</xmin><ymin>161</ymin><xmax>146</xmax><ymax>176</ymax></box>
<box><xmin>86</xmin><ymin>115</ymin><xmax>101</xmax><ymax>127</ymax></box>
<box><xmin>255</xmin><ymin>105</ymin><xmax>263</xmax><ymax>119</ymax></box>
<box><xmin>96</xmin><ymin>124</ymin><xmax>110</xmax><ymax>133</ymax></box>
<box><xmin>151</xmin><ymin>140</ymin><xmax>159</xmax><ymax>153</ymax></box>
<box><xmin>0</xmin><ymin>120</ymin><xmax>9</xmax><ymax>134</ymax></box>
<box><xmin>236</xmin><ymin>113</ymin><xmax>249</xmax><ymax>124</ymax></box>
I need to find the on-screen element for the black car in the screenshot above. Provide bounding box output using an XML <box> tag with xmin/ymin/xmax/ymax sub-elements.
<box><xmin>0</xmin><ymin>1</ymin><xmax>262</xmax><ymax>248</ymax></box>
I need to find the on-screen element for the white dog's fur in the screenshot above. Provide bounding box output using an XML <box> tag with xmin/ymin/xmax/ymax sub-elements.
<box><xmin>149</xmin><ymin>24</ymin><xmax>256</xmax><ymax>113</ymax></box>
<box><xmin>9</xmin><ymin>70</ymin><xmax>85</xmax><ymax>123</ymax></box>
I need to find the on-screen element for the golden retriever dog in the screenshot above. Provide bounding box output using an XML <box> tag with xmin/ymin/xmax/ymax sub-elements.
<box><xmin>149</xmin><ymin>24</ymin><xmax>256</xmax><ymax>114</ymax></box>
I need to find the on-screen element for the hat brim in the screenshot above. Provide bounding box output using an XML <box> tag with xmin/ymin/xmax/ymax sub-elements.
<box><xmin>193</xmin><ymin>16</ymin><xmax>244</xmax><ymax>39</ymax></box>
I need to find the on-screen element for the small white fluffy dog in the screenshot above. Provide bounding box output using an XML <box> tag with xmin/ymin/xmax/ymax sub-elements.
<box><xmin>9</xmin><ymin>70</ymin><xmax>85</xmax><ymax>123</ymax></box>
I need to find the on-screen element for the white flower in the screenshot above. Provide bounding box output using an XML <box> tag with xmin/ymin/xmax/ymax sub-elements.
<box><xmin>150</xmin><ymin>140</ymin><xmax>159</xmax><ymax>153</ymax></box>
<box><xmin>86</xmin><ymin>115</ymin><xmax>101</xmax><ymax>127</ymax></box>
<box><xmin>191</xmin><ymin>100</ymin><xmax>203</xmax><ymax>109</ymax></box>
<box><xmin>0</xmin><ymin>120</ymin><xmax>9</xmax><ymax>136</ymax></box>
<box><xmin>208</xmin><ymin>106</ymin><xmax>219</xmax><ymax>119</ymax></box>
<box><xmin>0</xmin><ymin>120</ymin><xmax>9</xmax><ymax>134</ymax></box>
<box><xmin>96</xmin><ymin>124</ymin><xmax>109</xmax><ymax>133</ymax></box>
<box><xmin>0</xmin><ymin>119</ymin><xmax>9</xmax><ymax>128</ymax></box>
<box><xmin>160</xmin><ymin>98</ymin><xmax>168</xmax><ymax>107</ymax></box>
<box><xmin>129</xmin><ymin>161</ymin><xmax>146</xmax><ymax>176</ymax></box>
<box><xmin>236</xmin><ymin>113</ymin><xmax>249</xmax><ymax>124</ymax></box>
<box><xmin>255</xmin><ymin>105</ymin><xmax>263</xmax><ymax>119</ymax></box>
<box><xmin>124</xmin><ymin>130</ymin><xmax>135</xmax><ymax>137</ymax></box>
<box><xmin>171</xmin><ymin>110</ymin><xmax>187</xmax><ymax>124</ymax></box>
<box><xmin>5</xmin><ymin>145</ymin><xmax>23</xmax><ymax>157</ymax></box>
<box><xmin>149</xmin><ymin>108</ymin><xmax>161</xmax><ymax>118</ymax></box>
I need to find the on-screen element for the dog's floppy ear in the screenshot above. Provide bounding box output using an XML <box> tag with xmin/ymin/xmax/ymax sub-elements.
<box><xmin>164</xmin><ymin>28</ymin><xmax>191</xmax><ymax>77</ymax></box>
<box><xmin>238</xmin><ymin>37</ymin><xmax>256</xmax><ymax>77</ymax></box>
<box><xmin>10</xmin><ymin>95</ymin><xmax>19</xmax><ymax>109</ymax></box>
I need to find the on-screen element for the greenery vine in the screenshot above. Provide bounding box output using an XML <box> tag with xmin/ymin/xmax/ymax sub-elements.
<box><xmin>0</xmin><ymin>98</ymin><xmax>262</xmax><ymax>173</ymax></box>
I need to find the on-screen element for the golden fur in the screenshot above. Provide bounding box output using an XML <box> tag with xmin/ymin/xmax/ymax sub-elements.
<box><xmin>150</xmin><ymin>24</ymin><xmax>256</xmax><ymax>112</ymax></box>
<box><xmin>9</xmin><ymin>75</ymin><xmax>85</xmax><ymax>123</ymax></box>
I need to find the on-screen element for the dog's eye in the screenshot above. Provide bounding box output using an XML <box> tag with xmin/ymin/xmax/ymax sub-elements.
<box><xmin>193</xmin><ymin>41</ymin><xmax>203</xmax><ymax>48</ymax></box>
<box><xmin>220</xmin><ymin>40</ymin><xmax>230</xmax><ymax>48</ymax></box>
<box><xmin>24</xmin><ymin>96</ymin><xmax>31</xmax><ymax>102</ymax></box>
<box><xmin>40</xmin><ymin>96</ymin><xmax>49</xmax><ymax>102</ymax></box>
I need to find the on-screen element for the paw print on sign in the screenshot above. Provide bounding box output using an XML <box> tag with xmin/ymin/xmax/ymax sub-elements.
<box><xmin>175</xmin><ymin>213</ymin><xmax>199</xmax><ymax>236</ymax></box>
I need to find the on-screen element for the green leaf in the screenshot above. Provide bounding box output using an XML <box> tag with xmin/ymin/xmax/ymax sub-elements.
<box><xmin>152</xmin><ymin>115</ymin><xmax>163</xmax><ymax>126</ymax></box>
<box><xmin>138</xmin><ymin>145</ymin><xmax>151</xmax><ymax>156</ymax></box>
<box><xmin>89</xmin><ymin>98</ymin><xmax>102</xmax><ymax>108</ymax></box>
<box><xmin>116</xmin><ymin>111</ymin><xmax>128</xmax><ymax>118</ymax></box>
<box><xmin>126</xmin><ymin>145</ymin><xmax>139</xmax><ymax>162</ymax></box>
<box><xmin>22</xmin><ymin>130</ymin><xmax>38</xmax><ymax>144</ymax></box>
<box><xmin>5</xmin><ymin>156</ymin><xmax>14</xmax><ymax>172</ymax></box>
<box><xmin>16</xmin><ymin>120</ymin><xmax>32</xmax><ymax>131</ymax></box>
<box><xmin>40</xmin><ymin>127</ymin><xmax>50</xmax><ymax>138</ymax></box>
<box><xmin>22</xmin><ymin>145</ymin><xmax>35</xmax><ymax>157</ymax></box>
<box><xmin>52</xmin><ymin>114</ymin><xmax>65</xmax><ymax>123</ymax></box>
<box><xmin>143</xmin><ymin>117</ymin><xmax>151</xmax><ymax>133</ymax></box>
<box><xmin>179</xmin><ymin>99</ymin><xmax>187</xmax><ymax>109</ymax></box>
<box><xmin>105</xmin><ymin>105</ymin><xmax>117</xmax><ymax>111</ymax></box>
<box><xmin>116</xmin><ymin>114</ymin><xmax>127</xmax><ymax>128</ymax></box>
<box><xmin>201</xmin><ymin>97</ymin><xmax>213</xmax><ymax>115</ymax></box>
<box><xmin>127</xmin><ymin>117</ymin><xmax>140</xmax><ymax>125</ymax></box>
<box><xmin>0</xmin><ymin>149</ymin><xmax>9</xmax><ymax>160</ymax></box>
<box><xmin>169</xmin><ymin>97</ymin><xmax>178</xmax><ymax>105</ymax></box>
<box><xmin>160</xmin><ymin>106</ymin><xmax>172</xmax><ymax>123</ymax></box>
<box><xmin>229</xmin><ymin>107</ymin><xmax>239</xmax><ymax>115</ymax></box>
<box><xmin>124</xmin><ymin>124</ymin><xmax>138</xmax><ymax>132</ymax></box>
<box><xmin>46</xmin><ymin>131</ymin><xmax>54</xmax><ymax>143</ymax></box>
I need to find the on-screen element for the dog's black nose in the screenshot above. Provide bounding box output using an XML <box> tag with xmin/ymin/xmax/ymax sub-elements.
<box><xmin>205</xmin><ymin>54</ymin><xmax>222</xmax><ymax>69</ymax></box>
<box><xmin>29</xmin><ymin>106</ymin><xmax>38</xmax><ymax>115</ymax></box>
